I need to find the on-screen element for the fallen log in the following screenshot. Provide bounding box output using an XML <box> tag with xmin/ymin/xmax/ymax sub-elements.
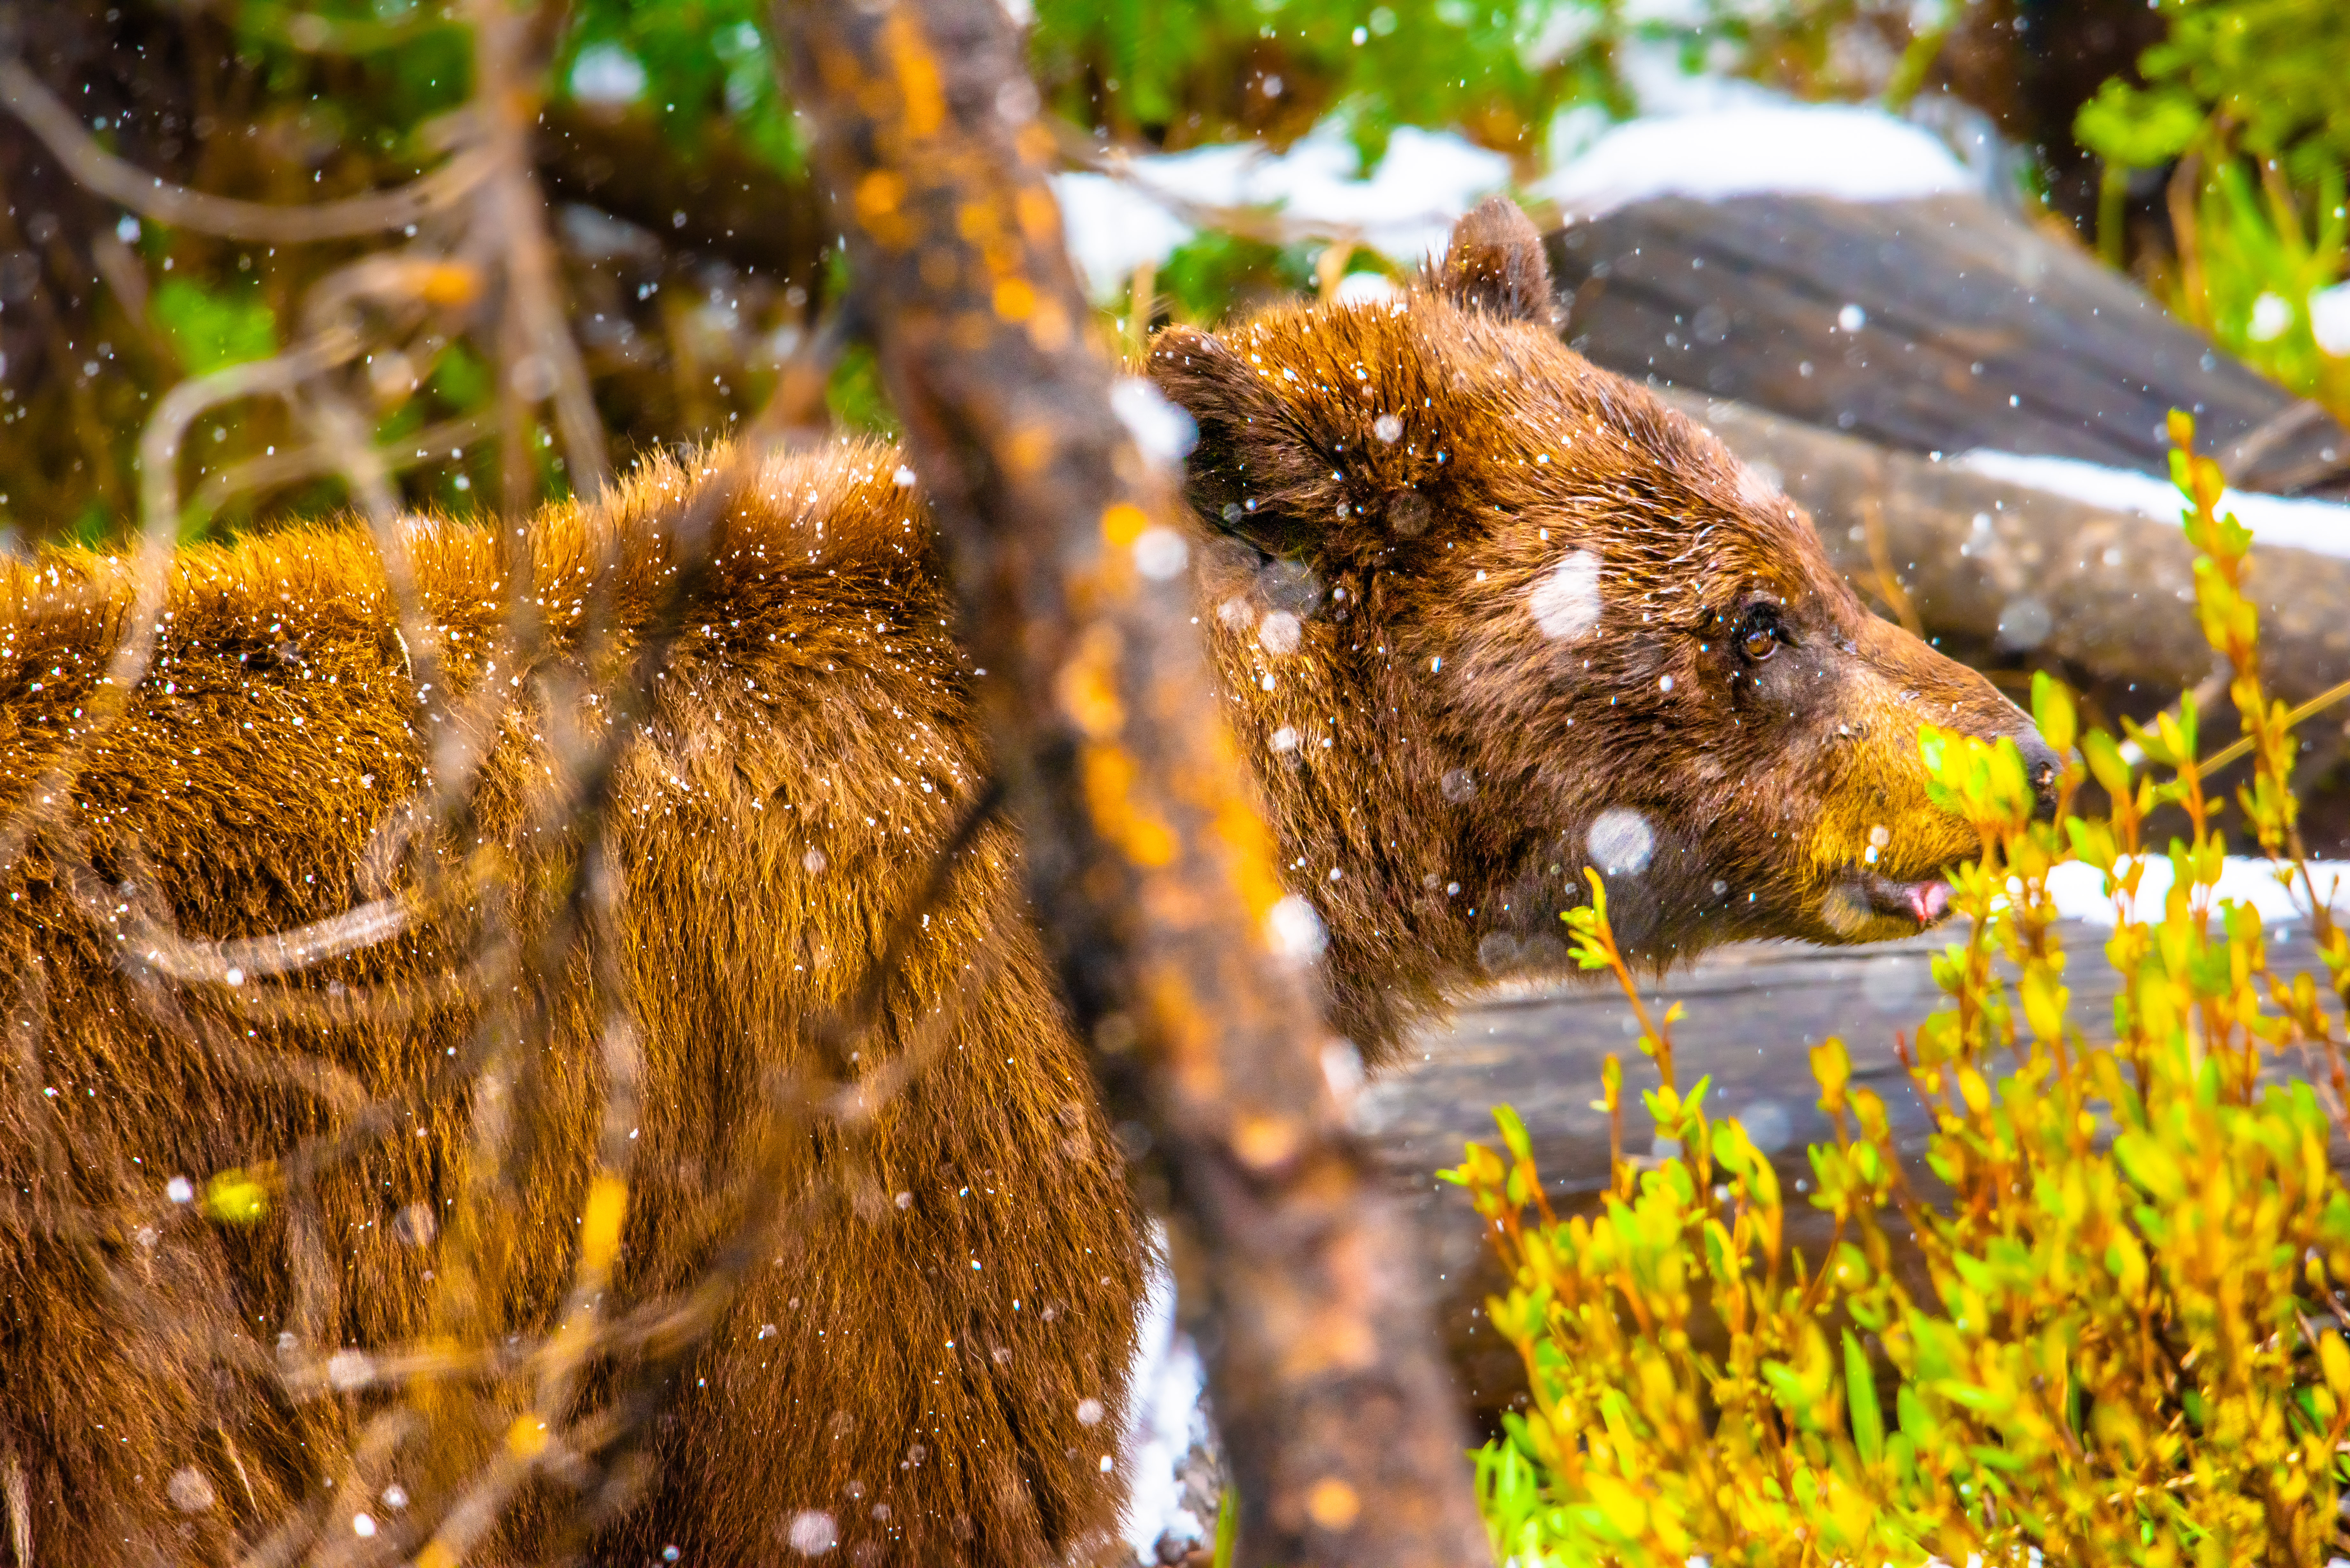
<box><xmin>1656</xmin><ymin>387</ymin><xmax>2350</xmax><ymax>706</ymax></box>
<box><xmin>1545</xmin><ymin>193</ymin><xmax>2350</xmax><ymax>497</ymax></box>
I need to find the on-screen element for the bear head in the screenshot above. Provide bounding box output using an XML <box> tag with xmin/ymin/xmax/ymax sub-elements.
<box><xmin>1148</xmin><ymin>198</ymin><xmax>2053</xmax><ymax>1043</ymax></box>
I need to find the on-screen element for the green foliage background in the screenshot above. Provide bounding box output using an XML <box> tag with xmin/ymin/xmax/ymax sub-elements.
<box><xmin>15</xmin><ymin>0</ymin><xmax>2347</xmax><ymax>546</ymax></box>
<box><xmin>2073</xmin><ymin>0</ymin><xmax>2350</xmax><ymax>415</ymax></box>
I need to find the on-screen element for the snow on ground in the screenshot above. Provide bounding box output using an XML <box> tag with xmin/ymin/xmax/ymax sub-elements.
<box><xmin>1053</xmin><ymin>33</ymin><xmax>2034</xmax><ymax>302</ymax></box>
<box><xmin>1055</xmin><ymin>92</ymin><xmax>1987</xmax><ymax>298</ymax></box>
<box><xmin>1953</xmin><ymin>450</ymin><xmax>2350</xmax><ymax>561</ymax></box>
<box><xmin>1053</xmin><ymin>124</ymin><xmax>1511</xmax><ymax>300</ymax></box>
<box><xmin>1052</xmin><ymin>175</ymin><xmax>1199</xmax><ymax>303</ymax></box>
<box><xmin>1120</xmin><ymin>1238</ymin><xmax>1216</xmax><ymax>1562</ymax></box>
<box><xmin>2047</xmin><ymin>856</ymin><xmax>2350</xmax><ymax>928</ymax></box>
<box><xmin>1530</xmin><ymin>101</ymin><xmax>1976</xmax><ymax>220</ymax></box>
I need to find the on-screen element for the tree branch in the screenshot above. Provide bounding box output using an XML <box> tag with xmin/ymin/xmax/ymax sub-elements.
<box><xmin>0</xmin><ymin>55</ymin><xmax>490</xmax><ymax>243</ymax></box>
<box><xmin>772</xmin><ymin>3</ymin><xmax>1491</xmax><ymax>1563</ymax></box>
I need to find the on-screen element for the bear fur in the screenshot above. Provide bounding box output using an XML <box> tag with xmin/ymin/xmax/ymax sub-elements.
<box><xmin>0</xmin><ymin>201</ymin><xmax>2040</xmax><ymax>1566</ymax></box>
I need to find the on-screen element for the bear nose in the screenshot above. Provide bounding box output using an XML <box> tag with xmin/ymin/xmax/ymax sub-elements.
<box><xmin>2014</xmin><ymin>730</ymin><xmax>2062</xmax><ymax>822</ymax></box>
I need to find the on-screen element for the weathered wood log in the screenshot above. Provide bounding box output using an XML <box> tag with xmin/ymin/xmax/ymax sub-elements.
<box><xmin>1656</xmin><ymin>387</ymin><xmax>2350</xmax><ymax>705</ymax></box>
<box><xmin>1364</xmin><ymin>923</ymin><xmax>2350</xmax><ymax>1424</ymax></box>
<box><xmin>1546</xmin><ymin>194</ymin><xmax>2350</xmax><ymax>498</ymax></box>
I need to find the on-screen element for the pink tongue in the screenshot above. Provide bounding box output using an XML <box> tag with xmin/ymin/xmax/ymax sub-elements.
<box><xmin>1907</xmin><ymin>881</ymin><xmax>1951</xmax><ymax>925</ymax></box>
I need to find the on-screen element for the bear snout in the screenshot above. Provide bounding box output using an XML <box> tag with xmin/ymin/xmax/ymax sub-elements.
<box><xmin>2013</xmin><ymin>729</ymin><xmax>2062</xmax><ymax>823</ymax></box>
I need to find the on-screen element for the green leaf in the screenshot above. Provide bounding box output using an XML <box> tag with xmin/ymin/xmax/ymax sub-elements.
<box><xmin>2031</xmin><ymin>670</ymin><xmax>2077</xmax><ymax>758</ymax></box>
<box><xmin>2074</xmin><ymin>79</ymin><xmax>2205</xmax><ymax>168</ymax></box>
<box><xmin>150</xmin><ymin>278</ymin><xmax>279</xmax><ymax>375</ymax></box>
<box><xmin>1844</xmin><ymin>1330</ymin><xmax>1885</xmax><ymax>1466</ymax></box>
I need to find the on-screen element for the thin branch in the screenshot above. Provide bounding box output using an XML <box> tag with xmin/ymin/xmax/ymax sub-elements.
<box><xmin>191</xmin><ymin>411</ymin><xmax>496</xmax><ymax>520</ymax></box>
<box><xmin>0</xmin><ymin>57</ymin><xmax>491</xmax><ymax>243</ymax></box>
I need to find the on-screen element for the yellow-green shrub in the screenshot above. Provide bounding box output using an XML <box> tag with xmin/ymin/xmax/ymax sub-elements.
<box><xmin>1449</xmin><ymin>413</ymin><xmax>2350</xmax><ymax>1566</ymax></box>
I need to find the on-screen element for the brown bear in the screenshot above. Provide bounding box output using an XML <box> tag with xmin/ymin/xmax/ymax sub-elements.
<box><xmin>0</xmin><ymin>199</ymin><xmax>2045</xmax><ymax>1567</ymax></box>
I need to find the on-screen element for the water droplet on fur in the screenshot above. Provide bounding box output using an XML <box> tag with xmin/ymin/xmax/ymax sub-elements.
<box><xmin>1387</xmin><ymin>492</ymin><xmax>1431</xmax><ymax>538</ymax></box>
<box><xmin>1529</xmin><ymin>550</ymin><xmax>1602</xmax><ymax>642</ymax></box>
<box><xmin>1587</xmin><ymin>809</ymin><xmax>1654</xmax><ymax>876</ymax></box>
<box><xmin>166</xmin><ymin>1176</ymin><xmax>194</xmax><ymax>1203</ymax></box>
<box><xmin>1837</xmin><ymin>303</ymin><xmax>1866</xmax><ymax>332</ymax></box>
<box><xmin>1439</xmin><ymin>767</ymin><xmax>1475</xmax><ymax>804</ymax></box>
<box><xmin>786</xmin><ymin>1511</ymin><xmax>838</xmax><ymax>1556</ymax></box>
<box><xmin>352</xmin><ymin>1512</ymin><xmax>378</xmax><ymax>1539</ymax></box>
<box><xmin>167</xmin><ymin>1467</ymin><xmax>216</xmax><ymax>1512</ymax></box>
<box><xmin>892</xmin><ymin>466</ymin><xmax>917</xmax><ymax>487</ymax></box>
<box><xmin>327</xmin><ymin>1349</ymin><xmax>373</xmax><ymax>1391</ymax></box>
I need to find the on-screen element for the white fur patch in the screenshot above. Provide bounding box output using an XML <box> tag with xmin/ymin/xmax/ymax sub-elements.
<box><xmin>1528</xmin><ymin>549</ymin><xmax>1603</xmax><ymax>641</ymax></box>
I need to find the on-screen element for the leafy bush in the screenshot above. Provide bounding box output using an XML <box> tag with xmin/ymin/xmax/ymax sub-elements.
<box><xmin>1027</xmin><ymin>0</ymin><xmax>1637</xmax><ymax>160</ymax></box>
<box><xmin>1449</xmin><ymin>415</ymin><xmax>2350</xmax><ymax>1565</ymax></box>
<box><xmin>2073</xmin><ymin>1</ymin><xmax>2350</xmax><ymax>416</ymax></box>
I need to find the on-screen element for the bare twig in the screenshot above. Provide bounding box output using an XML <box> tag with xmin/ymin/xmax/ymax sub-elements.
<box><xmin>0</xmin><ymin>56</ymin><xmax>491</xmax><ymax>243</ymax></box>
<box><xmin>192</xmin><ymin>411</ymin><xmax>495</xmax><ymax>519</ymax></box>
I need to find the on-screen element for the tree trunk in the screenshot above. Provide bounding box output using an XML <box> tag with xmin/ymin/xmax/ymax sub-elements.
<box><xmin>770</xmin><ymin>4</ymin><xmax>1491</xmax><ymax>1564</ymax></box>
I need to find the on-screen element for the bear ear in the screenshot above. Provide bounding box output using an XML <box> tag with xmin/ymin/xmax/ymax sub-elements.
<box><xmin>1430</xmin><ymin>196</ymin><xmax>1554</xmax><ymax>323</ymax></box>
<box><xmin>1146</xmin><ymin>323</ymin><xmax>1326</xmax><ymax>559</ymax></box>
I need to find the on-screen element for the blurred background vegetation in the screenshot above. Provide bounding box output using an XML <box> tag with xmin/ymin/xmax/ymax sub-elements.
<box><xmin>1</xmin><ymin>0</ymin><xmax>2344</xmax><ymax>543</ymax></box>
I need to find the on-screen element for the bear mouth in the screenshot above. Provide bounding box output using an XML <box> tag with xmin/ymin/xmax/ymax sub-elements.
<box><xmin>1819</xmin><ymin>866</ymin><xmax>1954</xmax><ymax>937</ymax></box>
<box><xmin>1851</xmin><ymin>868</ymin><xmax>1952</xmax><ymax>928</ymax></box>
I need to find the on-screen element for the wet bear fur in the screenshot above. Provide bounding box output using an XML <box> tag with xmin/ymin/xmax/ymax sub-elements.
<box><xmin>0</xmin><ymin>200</ymin><xmax>2039</xmax><ymax>1566</ymax></box>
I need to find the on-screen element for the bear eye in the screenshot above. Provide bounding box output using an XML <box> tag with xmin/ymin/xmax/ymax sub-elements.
<box><xmin>1737</xmin><ymin>606</ymin><xmax>1781</xmax><ymax>662</ymax></box>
